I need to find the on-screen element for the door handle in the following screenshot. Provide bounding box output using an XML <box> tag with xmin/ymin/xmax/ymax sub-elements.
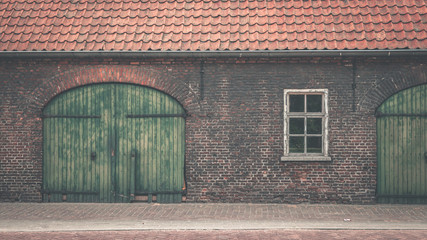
<box><xmin>91</xmin><ymin>152</ymin><xmax>96</xmax><ymax>161</ymax></box>
<box><xmin>425</xmin><ymin>152</ymin><xmax>427</xmax><ymax>162</ymax></box>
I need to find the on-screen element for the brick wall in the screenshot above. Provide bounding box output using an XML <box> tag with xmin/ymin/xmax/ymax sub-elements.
<box><xmin>0</xmin><ymin>56</ymin><xmax>425</xmax><ymax>203</ymax></box>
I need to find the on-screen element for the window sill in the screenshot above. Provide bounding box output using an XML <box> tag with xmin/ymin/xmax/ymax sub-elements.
<box><xmin>281</xmin><ymin>155</ymin><xmax>332</xmax><ymax>162</ymax></box>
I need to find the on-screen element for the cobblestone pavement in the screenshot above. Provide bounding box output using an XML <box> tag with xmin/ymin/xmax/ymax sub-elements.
<box><xmin>0</xmin><ymin>203</ymin><xmax>426</xmax><ymax>233</ymax></box>
<box><xmin>1</xmin><ymin>230</ymin><xmax>427</xmax><ymax>240</ymax></box>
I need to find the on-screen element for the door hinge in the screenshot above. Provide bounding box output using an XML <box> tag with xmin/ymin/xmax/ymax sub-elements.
<box><xmin>42</xmin><ymin>115</ymin><xmax>101</xmax><ymax>119</ymax></box>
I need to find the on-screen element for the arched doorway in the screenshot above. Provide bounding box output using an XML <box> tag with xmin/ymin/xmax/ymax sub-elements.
<box><xmin>43</xmin><ymin>84</ymin><xmax>186</xmax><ymax>203</ymax></box>
<box><xmin>376</xmin><ymin>84</ymin><xmax>426</xmax><ymax>203</ymax></box>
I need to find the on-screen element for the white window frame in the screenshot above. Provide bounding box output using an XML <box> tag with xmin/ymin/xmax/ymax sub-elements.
<box><xmin>281</xmin><ymin>89</ymin><xmax>331</xmax><ymax>162</ymax></box>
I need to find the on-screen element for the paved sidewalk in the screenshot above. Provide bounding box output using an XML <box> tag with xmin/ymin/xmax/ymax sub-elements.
<box><xmin>0</xmin><ymin>203</ymin><xmax>426</xmax><ymax>232</ymax></box>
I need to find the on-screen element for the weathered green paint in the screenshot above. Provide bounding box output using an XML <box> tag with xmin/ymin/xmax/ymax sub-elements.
<box><xmin>377</xmin><ymin>84</ymin><xmax>427</xmax><ymax>204</ymax></box>
<box><xmin>43</xmin><ymin>84</ymin><xmax>185</xmax><ymax>203</ymax></box>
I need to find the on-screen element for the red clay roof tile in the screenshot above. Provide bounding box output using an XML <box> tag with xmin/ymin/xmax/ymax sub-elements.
<box><xmin>0</xmin><ymin>0</ymin><xmax>426</xmax><ymax>52</ymax></box>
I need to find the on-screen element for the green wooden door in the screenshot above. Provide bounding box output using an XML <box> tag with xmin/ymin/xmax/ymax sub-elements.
<box><xmin>113</xmin><ymin>85</ymin><xmax>186</xmax><ymax>203</ymax></box>
<box><xmin>43</xmin><ymin>84</ymin><xmax>185</xmax><ymax>203</ymax></box>
<box><xmin>376</xmin><ymin>84</ymin><xmax>427</xmax><ymax>204</ymax></box>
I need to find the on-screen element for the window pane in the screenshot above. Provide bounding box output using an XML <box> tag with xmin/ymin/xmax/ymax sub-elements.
<box><xmin>307</xmin><ymin>137</ymin><xmax>322</xmax><ymax>153</ymax></box>
<box><xmin>307</xmin><ymin>118</ymin><xmax>322</xmax><ymax>134</ymax></box>
<box><xmin>289</xmin><ymin>118</ymin><xmax>304</xmax><ymax>134</ymax></box>
<box><xmin>289</xmin><ymin>95</ymin><xmax>304</xmax><ymax>112</ymax></box>
<box><xmin>289</xmin><ymin>136</ymin><xmax>304</xmax><ymax>153</ymax></box>
<box><xmin>307</xmin><ymin>95</ymin><xmax>322</xmax><ymax>112</ymax></box>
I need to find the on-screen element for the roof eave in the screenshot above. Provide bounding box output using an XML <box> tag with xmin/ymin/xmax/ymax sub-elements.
<box><xmin>1</xmin><ymin>49</ymin><xmax>427</xmax><ymax>58</ymax></box>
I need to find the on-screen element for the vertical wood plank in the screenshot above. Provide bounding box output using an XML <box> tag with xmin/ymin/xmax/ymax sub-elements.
<box><xmin>409</xmin><ymin>89</ymin><xmax>414</xmax><ymax>196</ymax></box>
<box><xmin>156</xmin><ymin>92</ymin><xmax>162</xmax><ymax>195</ymax></box>
<box><xmin>69</xmin><ymin>92</ymin><xmax>77</xmax><ymax>202</ymax></box>
<box><xmin>422</xmin><ymin>85</ymin><xmax>427</xmax><ymax>200</ymax></box>
<box><xmin>150</xmin><ymin>89</ymin><xmax>156</xmax><ymax>196</ymax></box>
<box><xmin>94</xmin><ymin>85</ymin><xmax>101</xmax><ymax>202</ymax></box>
<box><xmin>54</xmin><ymin>96</ymin><xmax>62</xmax><ymax>202</ymax></box>
<box><xmin>82</xmin><ymin>87</ymin><xmax>89</xmax><ymax>202</ymax></box>
<box><xmin>116</xmin><ymin>85</ymin><xmax>122</xmax><ymax>202</ymax></box>
<box><xmin>100</xmin><ymin>84</ymin><xmax>110</xmax><ymax>202</ymax></box>
<box><xmin>78</xmin><ymin>88</ymin><xmax>84</xmax><ymax>202</ymax></box>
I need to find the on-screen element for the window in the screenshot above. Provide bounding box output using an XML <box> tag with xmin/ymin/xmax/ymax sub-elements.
<box><xmin>281</xmin><ymin>89</ymin><xmax>331</xmax><ymax>161</ymax></box>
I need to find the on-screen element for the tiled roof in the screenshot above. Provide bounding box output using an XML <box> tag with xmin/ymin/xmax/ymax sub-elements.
<box><xmin>0</xmin><ymin>0</ymin><xmax>426</xmax><ymax>52</ymax></box>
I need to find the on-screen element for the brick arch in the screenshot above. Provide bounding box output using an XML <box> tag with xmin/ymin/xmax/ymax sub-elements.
<box><xmin>29</xmin><ymin>65</ymin><xmax>200</xmax><ymax>114</ymax></box>
<box><xmin>358</xmin><ymin>64</ymin><xmax>427</xmax><ymax>113</ymax></box>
